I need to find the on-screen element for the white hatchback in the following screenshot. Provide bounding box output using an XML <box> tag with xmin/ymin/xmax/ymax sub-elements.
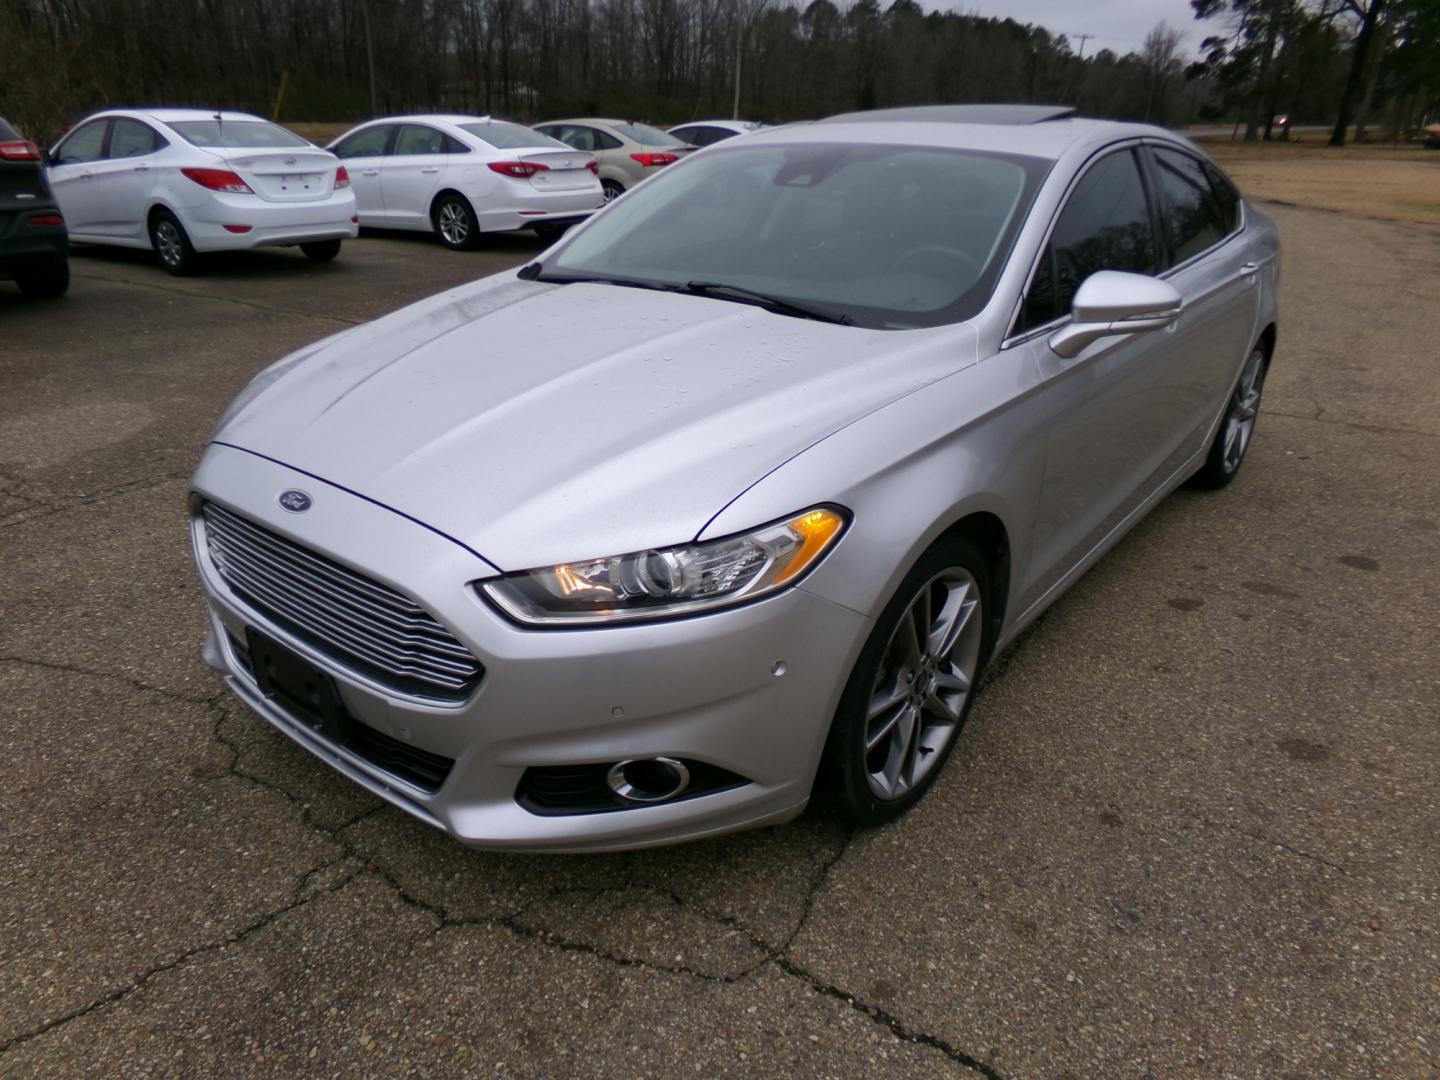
<box><xmin>328</xmin><ymin>115</ymin><xmax>604</xmax><ymax>250</ymax></box>
<box><xmin>47</xmin><ymin>109</ymin><xmax>357</xmax><ymax>275</ymax></box>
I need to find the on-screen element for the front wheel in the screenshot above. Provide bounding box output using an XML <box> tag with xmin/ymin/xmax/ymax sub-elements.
<box><xmin>1189</xmin><ymin>345</ymin><xmax>1268</xmax><ymax>490</ymax></box>
<box><xmin>149</xmin><ymin>210</ymin><xmax>199</xmax><ymax>276</ymax></box>
<box><xmin>820</xmin><ymin>535</ymin><xmax>993</xmax><ymax>826</ymax></box>
<box><xmin>300</xmin><ymin>239</ymin><xmax>342</xmax><ymax>262</ymax></box>
<box><xmin>432</xmin><ymin>193</ymin><xmax>478</xmax><ymax>251</ymax></box>
<box><xmin>15</xmin><ymin>259</ymin><xmax>69</xmax><ymax>299</ymax></box>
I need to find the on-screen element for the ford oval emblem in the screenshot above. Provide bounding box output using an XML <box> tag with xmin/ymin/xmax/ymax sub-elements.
<box><xmin>278</xmin><ymin>489</ymin><xmax>312</xmax><ymax>513</ymax></box>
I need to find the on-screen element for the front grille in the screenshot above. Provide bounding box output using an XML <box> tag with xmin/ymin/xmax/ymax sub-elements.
<box><xmin>202</xmin><ymin>501</ymin><xmax>483</xmax><ymax>700</ymax></box>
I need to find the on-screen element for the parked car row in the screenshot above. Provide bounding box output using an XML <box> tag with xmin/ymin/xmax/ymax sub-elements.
<box><xmin>2</xmin><ymin>107</ymin><xmax>768</xmax><ymax>290</ymax></box>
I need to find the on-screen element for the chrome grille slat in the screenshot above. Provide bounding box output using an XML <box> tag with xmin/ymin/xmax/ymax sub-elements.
<box><xmin>205</xmin><ymin>530</ymin><xmax>474</xmax><ymax>659</ymax></box>
<box><xmin>201</xmin><ymin>501</ymin><xmax>482</xmax><ymax>698</ymax></box>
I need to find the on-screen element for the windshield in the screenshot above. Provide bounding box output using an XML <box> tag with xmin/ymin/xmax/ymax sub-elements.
<box><xmin>613</xmin><ymin>122</ymin><xmax>685</xmax><ymax>148</ymax></box>
<box><xmin>460</xmin><ymin>120</ymin><xmax>569</xmax><ymax>150</ymax></box>
<box><xmin>169</xmin><ymin>120</ymin><xmax>310</xmax><ymax>149</ymax></box>
<box><xmin>544</xmin><ymin>142</ymin><xmax>1049</xmax><ymax>329</ymax></box>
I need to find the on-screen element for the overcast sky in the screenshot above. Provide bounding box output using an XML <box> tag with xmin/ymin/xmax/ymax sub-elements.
<box><xmin>949</xmin><ymin>0</ymin><xmax>1208</xmax><ymax>57</ymax></box>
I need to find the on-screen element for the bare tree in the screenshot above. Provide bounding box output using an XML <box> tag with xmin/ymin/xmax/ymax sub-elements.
<box><xmin>1141</xmin><ymin>20</ymin><xmax>1186</xmax><ymax>122</ymax></box>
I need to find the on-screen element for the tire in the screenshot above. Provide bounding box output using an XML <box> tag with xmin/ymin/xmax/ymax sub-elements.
<box><xmin>300</xmin><ymin>239</ymin><xmax>342</xmax><ymax>262</ymax></box>
<box><xmin>534</xmin><ymin>222</ymin><xmax>569</xmax><ymax>242</ymax></box>
<box><xmin>15</xmin><ymin>259</ymin><xmax>69</xmax><ymax>299</ymax></box>
<box><xmin>601</xmin><ymin>179</ymin><xmax>625</xmax><ymax>203</ymax></box>
<box><xmin>432</xmin><ymin>193</ymin><xmax>478</xmax><ymax>251</ymax></box>
<box><xmin>820</xmin><ymin>534</ymin><xmax>994</xmax><ymax>826</ymax></box>
<box><xmin>149</xmin><ymin>209</ymin><xmax>199</xmax><ymax>276</ymax></box>
<box><xmin>1189</xmin><ymin>345</ymin><xmax>1268</xmax><ymax>490</ymax></box>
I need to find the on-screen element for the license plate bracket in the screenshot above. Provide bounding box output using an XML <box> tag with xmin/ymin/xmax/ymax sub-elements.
<box><xmin>246</xmin><ymin>628</ymin><xmax>354</xmax><ymax>743</ymax></box>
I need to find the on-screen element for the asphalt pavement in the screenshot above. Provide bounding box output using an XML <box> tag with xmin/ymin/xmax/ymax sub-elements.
<box><xmin>1</xmin><ymin>210</ymin><xmax>1436</xmax><ymax>1077</ymax></box>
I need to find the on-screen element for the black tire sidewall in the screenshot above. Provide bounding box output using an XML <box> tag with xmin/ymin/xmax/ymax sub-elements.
<box><xmin>16</xmin><ymin>259</ymin><xmax>69</xmax><ymax>298</ymax></box>
<box><xmin>301</xmin><ymin>239</ymin><xmax>342</xmax><ymax>262</ymax></box>
<box><xmin>820</xmin><ymin>534</ymin><xmax>995</xmax><ymax>826</ymax></box>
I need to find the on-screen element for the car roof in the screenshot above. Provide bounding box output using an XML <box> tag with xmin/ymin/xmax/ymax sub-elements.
<box><xmin>539</xmin><ymin>119</ymin><xmax>634</xmax><ymax>129</ymax></box>
<box><xmin>350</xmin><ymin>114</ymin><xmax>518</xmax><ymax>127</ymax></box>
<box><xmin>672</xmin><ymin>119</ymin><xmax>762</xmax><ymax>129</ymax></box>
<box><xmin>125</xmin><ymin>108</ymin><xmax>268</xmax><ymax>124</ymax></box>
<box><xmin>755</xmin><ymin>107</ymin><xmax>1193</xmax><ymax>163</ymax></box>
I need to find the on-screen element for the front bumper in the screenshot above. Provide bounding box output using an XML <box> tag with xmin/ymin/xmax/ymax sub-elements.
<box><xmin>191</xmin><ymin>443</ymin><xmax>871</xmax><ymax>852</ymax></box>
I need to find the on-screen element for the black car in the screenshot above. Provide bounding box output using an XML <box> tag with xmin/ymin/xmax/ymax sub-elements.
<box><xmin>0</xmin><ymin>116</ymin><xmax>68</xmax><ymax>298</ymax></box>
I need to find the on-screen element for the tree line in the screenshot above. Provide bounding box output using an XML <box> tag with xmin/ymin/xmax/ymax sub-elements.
<box><xmin>1</xmin><ymin>0</ymin><xmax>1436</xmax><ymax>146</ymax></box>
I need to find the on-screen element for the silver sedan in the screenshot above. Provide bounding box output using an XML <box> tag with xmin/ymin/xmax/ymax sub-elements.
<box><xmin>190</xmin><ymin>105</ymin><xmax>1279</xmax><ymax>851</ymax></box>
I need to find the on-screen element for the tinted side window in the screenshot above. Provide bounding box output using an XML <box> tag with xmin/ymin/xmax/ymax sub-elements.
<box><xmin>1052</xmin><ymin>149</ymin><xmax>1157</xmax><ymax>315</ymax></box>
<box><xmin>394</xmin><ymin>125</ymin><xmax>445</xmax><ymax>155</ymax></box>
<box><xmin>1202</xmin><ymin>159</ymin><xmax>1241</xmax><ymax>234</ymax></box>
<box><xmin>55</xmin><ymin>120</ymin><xmax>108</xmax><ymax>165</ymax></box>
<box><xmin>1150</xmin><ymin>147</ymin><xmax>1227</xmax><ymax>264</ymax></box>
<box><xmin>109</xmin><ymin>118</ymin><xmax>160</xmax><ymax>158</ymax></box>
<box><xmin>333</xmin><ymin>125</ymin><xmax>392</xmax><ymax>158</ymax></box>
<box><xmin>443</xmin><ymin>133</ymin><xmax>470</xmax><ymax>154</ymax></box>
<box><xmin>593</xmin><ymin>130</ymin><xmax>623</xmax><ymax>151</ymax></box>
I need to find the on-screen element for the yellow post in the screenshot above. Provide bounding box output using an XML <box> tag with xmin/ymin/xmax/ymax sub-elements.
<box><xmin>271</xmin><ymin>70</ymin><xmax>290</xmax><ymax>122</ymax></box>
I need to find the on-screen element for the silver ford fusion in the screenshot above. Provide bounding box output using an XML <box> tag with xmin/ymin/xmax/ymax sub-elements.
<box><xmin>191</xmin><ymin>105</ymin><xmax>1279</xmax><ymax>852</ymax></box>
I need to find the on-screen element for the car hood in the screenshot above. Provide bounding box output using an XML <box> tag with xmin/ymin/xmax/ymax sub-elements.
<box><xmin>216</xmin><ymin>275</ymin><xmax>978</xmax><ymax>571</ymax></box>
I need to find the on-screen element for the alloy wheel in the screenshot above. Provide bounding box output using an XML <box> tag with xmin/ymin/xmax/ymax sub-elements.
<box><xmin>1221</xmin><ymin>348</ymin><xmax>1266</xmax><ymax>473</ymax></box>
<box><xmin>864</xmin><ymin>567</ymin><xmax>983</xmax><ymax>801</ymax></box>
<box><xmin>437</xmin><ymin>201</ymin><xmax>470</xmax><ymax>247</ymax></box>
<box><xmin>154</xmin><ymin>220</ymin><xmax>183</xmax><ymax>269</ymax></box>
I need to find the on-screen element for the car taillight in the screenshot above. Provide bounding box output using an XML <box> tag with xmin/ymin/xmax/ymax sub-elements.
<box><xmin>181</xmin><ymin>167</ymin><xmax>254</xmax><ymax>194</ymax></box>
<box><xmin>631</xmin><ymin>153</ymin><xmax>677</xmax><ymax>167</ymax></box>
<box><xmin>586</xmin><ymin>160</ymin><xmax>599</xmax><ymax>175</ymax></box>
<box><xmin>487</xmin><ymin>161</ymin><xmax>551</xmax><ymax>179</ymax></box>
<box><xmin>29</xmin><ymin>213</ymin><xmax>63</xmax><ymax>226</ymax></box>
<box><xmin>335</xmin><ymin>165</ymin><xmax>350</xmax><ymax>189</ymax></box>
<box><xmin>0</xmin><ymin>140</ymin><xmax>41</xmax><ymax>161</ymax></box>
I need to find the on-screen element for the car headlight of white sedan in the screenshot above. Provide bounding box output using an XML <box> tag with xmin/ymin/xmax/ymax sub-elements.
<box><xmin>480</xmin><ymin>506</ymin><xmax>846</xmax><ymax>626</ymax></box>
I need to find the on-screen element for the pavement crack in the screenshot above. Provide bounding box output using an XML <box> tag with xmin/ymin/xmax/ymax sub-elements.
<box><xmin>1207</xmin><ymin>818</ymin><xmax>1355</xmax><ymax>878</ymax></box>
<box><xmin>0</xmin><ymin>857</ymin><xmax>363</xmax><ymax>1055</ymax></box>
<box><xmin>0</xmin><ymin>655</ymin><xmax>220</xmax><ymax>706</ymax></box>
<box><xmin>70</xmin><ymin>270</ymin><xmax>362</xmax><ymax>327</ymax></box>
<box><xmin>0</xmin><ymin>471</ymin><xmax>189</xmax><ymax>528</ymax></box>
<box><xmin>1263</xmin><ymin>410</ymin><xmax>1440</xmax><ymax>439</ymax></box>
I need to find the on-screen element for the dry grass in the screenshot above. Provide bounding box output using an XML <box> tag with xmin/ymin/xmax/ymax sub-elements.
<box><xmin>1196</xmin><ymin>136</ymin><xmax>1440</xmax><ymax>224</ymax></box>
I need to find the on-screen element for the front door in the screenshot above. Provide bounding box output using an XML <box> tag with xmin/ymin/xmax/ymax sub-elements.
<box><xmin>47</xmin><ymin>118</ymin><xmax>110</xmax><ymax>235</ymax></box>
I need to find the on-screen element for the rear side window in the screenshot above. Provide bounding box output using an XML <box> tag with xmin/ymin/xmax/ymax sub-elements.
<box><xmin>394</xmin><ymin>125</ymin><xmax>445</xmax><ymax>155</ymax></box>
<box><xmin>1149</xmin><ymin>146</ymin><xmax>1228</xmax><ymax>265</ymax></box>
<box><xmin>1017</xmin><ymin>148</ymin><xmax>1157</xmax><ymax>332</ymax></box>
<box><xmin>613</xmin><ymin>122</ymin><xmax>684</xmax><ymax>147</ymax></box>
<box><xmin>333</xmin><ymin>125</ymin><xmax>393</xmax><ymax>158</ymax></box>
<box><xmin>675</xmin><ymin>126</ymin><xmax>733</xmax><ymax>147</ymax></box>
<box><xmin>109</xmin><ymin>118</ymin><xmax>162</xmax><ymax>158</ymax></box>
<box><xmin>54</xmin><ymin>120</ymin><xmax>108</xmax><ymax>165</ymax></box>
<box><xmin>1202</xmin><ymin>159</ymin><xmax>1242</xmax><ymax>234</ymax></box>
<box><xmin>593</xmin><ymin>130</ymin><xmax>623</xmax><ymax>151</ymax></box>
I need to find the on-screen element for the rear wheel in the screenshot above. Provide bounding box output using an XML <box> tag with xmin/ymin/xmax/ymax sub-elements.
<box><xmin>15</xmin><ymin>259</ymin><xmax>69</xmax><ymax>299</ymax></box>
<box><xmin>1189</xmin><ymin>345</ymin><xmax>1268</xmax><ymax>490</ymax></box>
<box><xmin>601</xmin><ymin>179</ymin><xmax>625</xmax><ymax>203</ymax></box>
<box><xmin>149</xmin><ymin>210</ymin><xmax>199</xmax><ymax>276</ymax></box>
<box><xmin>300</xmin><ymin>239</ymin><xmax>342</xmax><ymax>262</ymax></box>
<box><xmin>821</xmin><ymin>535</ymin><xmax>993</xmax><ymax>826</ymax></box>
<box><xmin>432</xmin><ymin>193</ymin><xmax>478</xmax><ymax>251</ymax></box>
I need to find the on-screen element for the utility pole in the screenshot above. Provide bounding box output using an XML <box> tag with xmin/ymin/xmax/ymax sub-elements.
<box><xmin>361</xmin><ymin>0</ymin><xmax>378</xmax><ymax>116</ymax></box>
<box><xmin>1074</xmin><ymin>33</ymin><xmax>1094</xmax><ymax>62</ymax></box>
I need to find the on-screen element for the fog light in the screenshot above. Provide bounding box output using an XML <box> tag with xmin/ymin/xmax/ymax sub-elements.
<box><xmin>606</xmin><ymin>757</ymin><xmax>690</xmax><ymax>803</ymax></box>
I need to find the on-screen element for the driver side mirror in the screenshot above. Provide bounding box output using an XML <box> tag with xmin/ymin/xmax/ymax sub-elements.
<box><xmin>1048</xmin><ymin>271</ymin><xmax>1182</xmax><ymax>359</ymax></box>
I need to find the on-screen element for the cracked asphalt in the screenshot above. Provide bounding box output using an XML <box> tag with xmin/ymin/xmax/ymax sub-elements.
<box><xmin>2</xmin><ymin>207</ymin><xmax>1437</xmax><ymax>1078</ymax></box>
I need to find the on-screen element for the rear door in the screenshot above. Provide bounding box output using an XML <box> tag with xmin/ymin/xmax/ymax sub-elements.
<box><xmin>47</xmin><ymin>119</ymin><xmax>110</xmax><ymax>234</ymax></box>
<box><xmin>331</xmin><ymin>124</ymin><xmax>394</xmax><ymax>220</ymax></box>
<box><xmin>1142</xmin><ymin>143</ymin><xmax>1261</xmax><ymax>450</ymax></box>
<box><xmin>89</xmin><ymin>116</ymin><xmax>165</xmax><ymax>241</ymax></box>
<box><xmin>380</xmin><ymin>124</ymin><xmax>451</xmax><ymax>226</ymax></box>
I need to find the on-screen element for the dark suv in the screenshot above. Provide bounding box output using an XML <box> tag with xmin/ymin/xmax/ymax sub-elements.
<box><xmin>0</xmin><ymin>116</ymin><xmax>68</xmax><ymax>298</ymax></box>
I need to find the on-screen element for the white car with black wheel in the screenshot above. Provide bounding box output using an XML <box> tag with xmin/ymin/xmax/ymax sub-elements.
<box><xmin>46</xmin><ymin>109</ymin><xmax>357</xmax><ymax>275</ymax></box>
<box><xmin>328</xmin><ymin>115</ymin><xmax>604</xmax><ymax>250</ymax></box>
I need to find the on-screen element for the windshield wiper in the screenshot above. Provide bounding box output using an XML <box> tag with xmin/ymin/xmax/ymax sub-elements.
<box><xmin>683</xmin><ymin>281</ymin><xmax>853</xmax><ymax>325</ymax></box>
<box><xmin>521</xmin><ymin>267</ymin><xmax>675</xmax><ymax>292</ymax></box>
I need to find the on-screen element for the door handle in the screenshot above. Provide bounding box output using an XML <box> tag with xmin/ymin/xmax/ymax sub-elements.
<box><xmin>1240</xmin><ymin>261</ymin><xmax>1259</xmax><ymax>274</ymax></box>
<box><xmin>420</xmin><ymin>166</ymin><xmax>441</xmax><ymax>174</ymax></box>
<box><xmin>361</xmin><ymin>169</ymin><xmax>380</xmax><ymax>176</ymax></box>
<box><xmin>133</xmin><ymin>164</ymin><xmax>149</xmax><ymax>172</ymax></box>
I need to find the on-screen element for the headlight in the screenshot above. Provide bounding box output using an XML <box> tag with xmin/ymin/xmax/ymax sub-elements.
<box><xmin>479</xmin><ymin>506</ymin><xmax>847</xmax><ymax>627</ymax></box>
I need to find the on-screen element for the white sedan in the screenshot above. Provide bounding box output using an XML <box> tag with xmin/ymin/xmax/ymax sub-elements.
<box><xmin>47</xmin><ymin>109</ymin><xmax>357</xmax><ymax>275</ymax></box>
<box><xmin>327</xmin><ymin>115</ymin><xmax>604</xmax><ymax>250</ymax></box>
<box><xmin>667</xmin><ymin>119</ymin><xmax>769</xmax><ymax>147</ymax></box>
